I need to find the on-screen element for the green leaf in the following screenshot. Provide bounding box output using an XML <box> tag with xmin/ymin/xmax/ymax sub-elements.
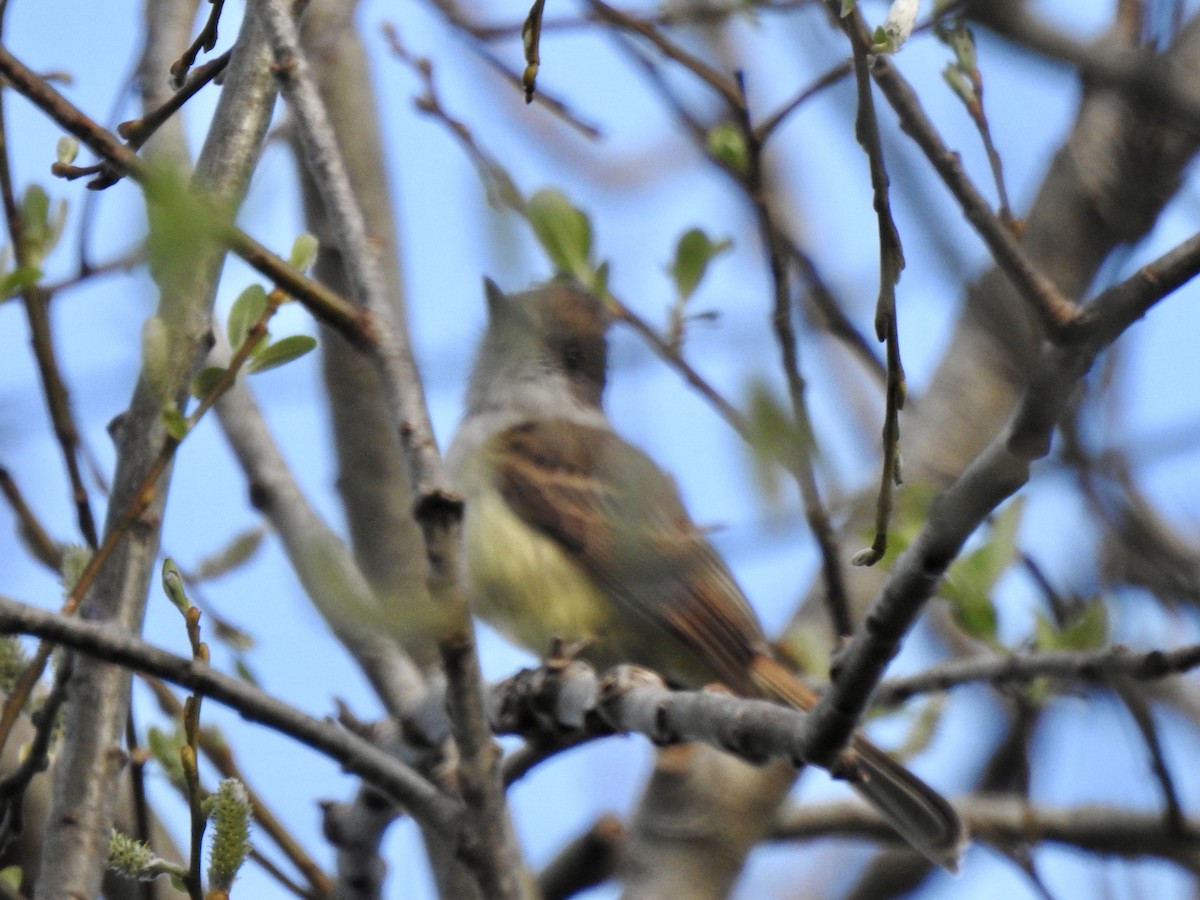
<box><xmin>942</xmin><ymin>580</ymin><xmax>998</xmax><ymax>643</ymax></box>
<box><xmin>190</xmin><ymin>366</ymin><xmax>226</xmax><ymax>401</ymax></box>
<box><xmin>227</xmin><ymin>284</ymin><xmax>268</xmax><ymax>351</ymax></box>
<box><xmin>936</xmin><ymin>19</ymin><xmax>978</xmax><ymax>71</ymax></box>
<box><xmin>953</xmin><ymin>499</ymin><xmax>1023</xmax><ymax>593</ymax></box>
<box><xmin>19</xmin><ymin>185</ymin><xmax>50</xmax><ymax>264</ymax></box>
<box><xmin>247</xmin><ymin>334</ymin><xmax>317</xmax><ymax>374</ymax></box>
<box><xmin>1034</xmin><ymin>603</ymin><xmax>1108</xmax><ymax>653</ymax></box>
<box><xmin>890</xmin><ymin>693</ymin><xmax>947</xmax><ymax>760</ymax></box>
<box><xmin>940</xmin><ymin>499</ymin><xmax>1025</xmax><ymax>644</ymax></box>
<box><xmin>670</xmin><ymin>228</ymin><xmax>732</xmax><ymax>300</ymax></box>
<box><xmin>162</xmin><ymin>408</ymin><xmax>189</xmax><ymax>441</ymax></box>
<box><xmin>212</xmin><ymin>619</ymin><xmax>256</xmax><ymax>653</ymax></box>
<box><xmin>0</xmin><ymin>266</ymin><xmax>43</xmax><ymax>298</ymax></box>
<box><xmin>527</xmin><ymin>188</ymin><xmax>592</xmax><ymax>282</ymax></box>
<box><xmin>877</xmin><ymin>0</ymin><xmax>920</xmax><ymax>52</ymax></box>
<box><xmin>147</xmin><ymin>726</ymin><xmax>187</xmax><ymax>790</ymax></box>
<box><xmin>706</xmin><ymin>124</ymin><xmax>749</xmax><ymax>177</ymax></box>
<box><xmin>20</xmin><ymin>185</ymin><xmax>48</xmax><ymax>235</ymax></box>
<box><xmin>193</xmin><ymin>528</ymin><xmax>266</xmax><ymax>582</ymax></box>
<box><xmin>288</xmin><ymin>232</ymin><xmax>319</xmax><ymax>274</ymax></box>
<box><xmin>48</xmin><ymin>198</ymin><xmax>67</xmax><ymax>254</ymax></box>
<box><xmin>234</xmin><ymin>658</ymin><xmax>260</xmax><ymax>685</ymax></box>
<box><xmin>161</xmin><ymin>558</ymin><xmax>191</xmax><ymax>614</ymax></box>
<box><xmin>743</xmin><ymin>379</ymin><xmax>802</xmax><ymax>508</ymax></box>
<box><xmin>0</xmin><ymin>867</ymin><xmax>21</xmax><ymax>890</ymax></box>
<box><xmin>56</xmin><ymin>136</ymin><xmax>79</xmax><ymax>166</ymax></box>
<box><xmin>591</xmin><ymin>260</ymin><xmax>610</xmax><ymax>299</ymax></box>
<box><xmin>1063</xmin><ymin>602</ymin><xmax>1108</xmax><ymax>649</ymax></box>
<box><xmin>942</xmin><ymin>65</ymin><xmax>976</xmax><ymax>106</ymax></box>
<box><xmin>480</xmin><ymin>160</ymin><xmax>524</xmax><ymax>212</ymax></box>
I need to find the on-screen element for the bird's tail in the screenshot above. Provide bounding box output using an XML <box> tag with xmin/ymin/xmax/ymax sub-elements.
<box><xmin>749</xmin><ymin>654</ymin><xmax>966</xmax><ymax>872</ymax></box>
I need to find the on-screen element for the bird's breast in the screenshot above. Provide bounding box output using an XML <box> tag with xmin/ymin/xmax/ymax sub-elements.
<box><xmin>463</xmin><ymin>483</ymin><xmax>615</xmax><ymax>657</ymax></box>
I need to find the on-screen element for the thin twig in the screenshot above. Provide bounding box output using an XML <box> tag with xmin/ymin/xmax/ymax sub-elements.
<box><xmin>122</xmin><ymin>49</ymin><xmax>233</xmax><ymax>150</ymax></box>
<box><xmin>537</xmin><ymin>815</ymin><xmax>624</xmax><ymax>900</ymax></box>
<box><xmin>782</xmin><ymin>236</ymin><xmax>887</xmax><ymax>385</ymax></box>
<box><xmin>834</xmin><ymin>4</ymin><xmax>907</xmax><ymax>570</ymax></box>
<box><xmin>177</xmin><ymin>602</ymin><xmax>210</xmax><ymax>900</ymax></box>
<box><xmin>1113</xmin><ymin>682</ymin><xmax>1185</xmax><ymax>832</ymax></box>
<box><xmin>754</xmin><ymin>6</ymin><xmax>970</xmax><ymax>143</ymax></box>
<box><xmin>40</xmin><ymin>248</ymin><xmax>144</xmax><ymax>296</ymax></box>
<box><xmin>0</xmin><ymin>655</ymin><xmax>73</xmax><ymax>849</ymax></box>
<box><xmin>972</xmin><ymin>4</ymin><xmax>1200</xmax><ymax>123</ymax></box>
<box><xmin>586</xmin><ymin>0</ymin><xmax>742</xmax><ymax>107</ymax></box>
<box><xmin>0</xmin><ymin>44</ymin><xmax>372</xmax><ymax>345</ymax></box>
<box><xmin>142</xmin><ymin>676</ymin><xmax>335</xmax><ymax>896</ymax></box>
<box><xmin>0</xmin><ymin>593</ymin><xmax>461</xmax><ymax>838</ymax></box>
<box><xmin>733</xmin><ymin>70</ymin><xmax>852</xmax><ymax>636</ymax></box>
<box><xmin>0</xmin><ymin>468</ymin><xmax>62</xmax><ymax>571</ymax></box>
<box><xmin>610</xmin><ymin>300</ymin><xmax>753</xmax><ymax>439</ymax></box>
<box><xmin>474</xmin><ymin>43</ymin><xmax>603</xmax><ymax>139</ymax></box>
<box><xmin>467</xmin><ymin>0</ymin><xmax>814</xmax><ymax>41</ymax></box>
<box><xmin>59</xmin><ymin>49</ymin><xmax>234</xmax><ymax>192</ymax></box>
<box><xmin>772</xmin><ymin>796</ymin><xmax>1200</xmax><ymax>866</ymax></box>
<box><xmin>869</xmin><ymin>53</ymin><xmax>1078</xmax><ymax>336</ymax></box>
<box><xmin>170</xmin><ymin>0</ymin><xmax>226</xmax><ymax>86</ymax></box>
<box><xmin>389</xmin><ymin>11</ymin><xmax>602</xmax><ymax>138</ymax></box>
<box><xmin>875</xmin><ymin>642</ymin><xmax>1200</xmax><ymax>706</ymax></box>
<box><xmin>1074</xmin><ymin>230</ymin><xmax>1200</xmax><ymax>347</ymax></box>
<box><xmin>0</xmin><ymin>63</ymin><xmax>99</xmax><ymax>549</ymax></box>
<box><xmin>946</xmin><ymin>22</ymin><xmax>1014</xmax><ymax>227</ymax></box>
<box><xmin>755</xmin><ymin>59</ymin><xmax>853</xmax><ymax>144</ymax></box>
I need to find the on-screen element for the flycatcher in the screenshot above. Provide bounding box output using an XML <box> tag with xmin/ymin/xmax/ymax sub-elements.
<box><xmin>446</xmin><ymin>279</ymin><xmax>965</xmax><ymax>869</ymax></box>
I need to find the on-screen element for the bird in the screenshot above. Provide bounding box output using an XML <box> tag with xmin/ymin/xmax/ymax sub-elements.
<box><xmin>445</xmin><ymin>278</ymin><xmax>966</xmax><ymax>870</ymax></box>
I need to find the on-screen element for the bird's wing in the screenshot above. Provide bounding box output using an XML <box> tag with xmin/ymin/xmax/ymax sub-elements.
<box><xmin>491</xmin><ymin>419</ymin><xmax>769</xmax><ymax>689</ymax></box>
<box><xmin>491</xmin><ymin>423</ymin><xmax>968</xmax><ymax>869</ymax></box>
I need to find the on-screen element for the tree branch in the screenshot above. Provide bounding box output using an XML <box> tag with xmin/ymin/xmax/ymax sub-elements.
<box><xmin>798</xmin><ymin>229</ymin><xmax>1200</xmax><ymax>767</ymax></box>
<box><xmin>0</xmin><ymin>44</ymin><xmax>371</xmax><ymax>345</ymax></box>
<box><xmin>773</xmin><ymin>796</ymin><xmax>1200</xmax><ymax>868</ymax></box>
<box><xmin>875</xmin><ymin>642</ymin><xmax>1200</xmax><ymax>706</ymax></box>
<box><xmin>0</xmin><ymin>593</ymin><xmax>461</xmax><ymax>839</ymax></box>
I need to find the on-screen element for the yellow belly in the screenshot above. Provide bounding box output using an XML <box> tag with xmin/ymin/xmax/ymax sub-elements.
<box><xmin>464</xmin><ymin>486</ymin><xmax>614</xmax><ymax>657</ymax></box>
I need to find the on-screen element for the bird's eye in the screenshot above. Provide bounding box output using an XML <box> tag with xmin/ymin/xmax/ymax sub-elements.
<box><xmin>562</xmin><ymin>341</ymin><xmax>584</xmax><ymax>372</ymax></box>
